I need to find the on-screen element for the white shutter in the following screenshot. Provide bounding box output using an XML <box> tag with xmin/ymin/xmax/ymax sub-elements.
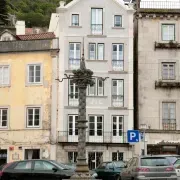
<box><xmin>98</xmin><ymin>44</ymin><xmax>104</xmax><ymax>60</ymax></box>
<box><xmin>98</xmin><ymin>79</ymin><xmax>104</xmax><ymax>96</ymax></box>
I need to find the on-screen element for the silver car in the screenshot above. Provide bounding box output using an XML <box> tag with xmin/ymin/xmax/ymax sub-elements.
<box><xmin>121</xmin><ymin>155</ymin><xmax>177</xmax><ymax>180</ymax></box>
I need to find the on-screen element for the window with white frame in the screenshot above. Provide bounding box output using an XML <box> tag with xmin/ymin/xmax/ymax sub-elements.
<box><xmin>87</xmin><ymin>78</ymin><xmax>104</xmax><ymax>96</ymax></box>
<box><xmin>69</xmin><ymin>43</ymin><xmax>81</xmax><ymax>69</ymax></box>
<box><xmin>162</xmin><ymin>102</ymin><xmax>176</xmax><ymax>130</ymax></box>
<box><xmin>162</xmin><ymin>24</ymin><xmax>175</xmax><ymax>41</ymax></box>
<box><xmin>0</xmin><ymin>65</ymin><xmax>10</xmax><ymax>86</ymax></box>
<box><xmin>72</xmin><ymin>14</ymin><xmax>79</xmax><ymax>26</ymax></box>
<box><xmin>162</xmin><ymin>63</ymin><xmax>175</xmax><ymax>80</ymax></box>
<box><xmin>28</xmin><ymin>64</ymin><xmax>41</xmax><ymax>84</ymax></box>
<box><xmin>0</xmin><ymin>108</ymin><xmax>8</xmax><ymax>128</ymax></box>
<box><xmin>112</xmin><ymin>116</ymin><xmax>123</xmax><ymax>137</ymax></box>
<box><xmin>89</xmin><ymin>43</ymin><xmax>104</xmax><ymax>60</ymax></box>
<box><xmin>68</xmin><ymin>115</ymin><xmax>78</xmax><ymax>136</ymax></box>
<box><xmin>114</xmin><ymin>15</ymin><xmax>122</xmax><ymax>27</ymax></box>
<box><xmin>112</xmin><ymin>152</ymin><xmax>124</xmax><ymax>161</ymax></box>
<box><xmin>112</xmin><ymin>44</ymin><xmax>124</xmax><ymax>71</ymax></box>
<box><xmin>89</xmin><ymin>115</ymin><xmax>103</xmax><ymax>136</ymax></box>
<box><xmin>112</xmin><ymin>80</ymin><xmax>124</xmax><ymax>107</ymax></box>
<box><xmin>91</xmin><ymin>8</ymin><xmax>103</xmax><ymax>35</ymax></box>
<box><xmin>69</xmin><ymin>80</ymin><xmax>79</xmax><ymax>106</ymax></box>
<box><xmin>26</xmin><ymin>107</ymin><xmax>41</xmax><ymax>128</ymax></box>
<box><xmin>68</xmin><ymin>152</ymin><xmax>77</xmax><ymax>163</ymax></box>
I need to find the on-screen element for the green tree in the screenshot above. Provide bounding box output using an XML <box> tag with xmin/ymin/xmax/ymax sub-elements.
<box><xmin>0</xmin><ymin>0</ymin><xmax>8</xmax><ymax>24</ymax></box>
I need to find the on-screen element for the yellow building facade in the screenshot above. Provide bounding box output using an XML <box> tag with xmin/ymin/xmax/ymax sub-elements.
<box><xmin>0</xmin><ymin>37</ymin><xmax>58</xmax><ymax>163</ymax></box>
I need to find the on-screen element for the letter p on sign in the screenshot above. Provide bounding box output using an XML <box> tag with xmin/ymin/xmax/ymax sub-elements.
<box><xmin>127</xmin><ymin>130</ymin><xmax>139</xmax><ymax>143</ymax></box>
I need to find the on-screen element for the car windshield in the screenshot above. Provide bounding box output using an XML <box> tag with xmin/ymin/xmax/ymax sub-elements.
<box><xmin>114</xmin><ymin>161</ymin><xmax>125</xmax><ymax>168</ymax></box>
<box><xmin>141</xmin><ymin>157</ymin><xmax>170</xmax><ymax>166</ymax></box>
<box><xmin>50</xmin><ymin>160</ymin><xmax>70</xmax><ymax>170</ymax></box>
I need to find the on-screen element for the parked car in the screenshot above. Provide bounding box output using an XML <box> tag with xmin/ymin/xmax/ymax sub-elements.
<box><xmin>173</xmin><ymin>158</ymin><xmax>180</xmax><ymax>178</ymax></box>
<box><xmin>120</xmin><ymin>155</ymin><xmax>177</xmax><ymax>180</ymax></box>
<box><xmin>1</xmin><ymin>159</ymin><xmax>75</xmax><ymax>180</ymax></box>
<box><xmin>93</xmin><ymin>161</ymin><xmax>126</xmax><ymax>180</ymax></box>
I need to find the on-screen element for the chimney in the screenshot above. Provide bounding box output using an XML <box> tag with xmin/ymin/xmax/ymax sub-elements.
<box><xmin>15</xmin><ymin>21</ymin><xmax>25</xmax><ymax>35</ymax></box>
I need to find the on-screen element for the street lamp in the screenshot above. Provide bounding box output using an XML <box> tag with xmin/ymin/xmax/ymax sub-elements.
<box><xmin>140</xmin><ymin>124</ymin><xmax>147</xmax><ymax>156</ymax></box>
<box><xmin>56</xmin><ymin>39</ymin><xmax>108</xmax><ymax>179</ymax></box>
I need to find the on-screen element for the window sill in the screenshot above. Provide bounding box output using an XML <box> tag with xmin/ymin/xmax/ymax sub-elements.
<box><xmin>155</xmin><ymin>80</ymin><xmax>180</xmax><ymax>89</ymax></box>
<box><xmin>108</xmin><ymin>107</ymin><xmax>127</xmax><ymax>110</ymax></box>
<box><xmin>26</xmin><ymin>127</ymin><xmax>41</xmax><ymax>129</ymax></box>
<box><xmin>25</xmin><ymin>83</ymin><xmax>43</xmax><ymax>87</ymax></box>
<box><xmin>86</xmin><ymin>60</ymin><xmax>108</xmax><ymax>62</ymax></box>
<box><xmin>0</xmin><ymin>127</ymin><xmax>8</xmax><ymax>130</ymax></box>
<box><xmin>87</xmin><ymin>96</ymin><xmax>107</xmax><ymax>98</ymax></box>
<box><xmin>112</xmin><ymin>27</ymin><xmax>124</xmax><ymax>29</ymax></box>
<box><xmin>64</xmin><ymin>106</ymin><xmax>78</xmax><ymax>109</ymax></box>
<box><xmin>0</xmin><ymin>85</ymin><xmax>11</xmax><ymax>88</ymax></box>
<box><xmin>69</xmin><ymin>26</ymin><xmax>82</xmax><ymax>28</ymax></box>
<box><xmin>108</xmin><ymin>71</ymin><xmax>128</xmax><ymax>74</ymax></box>
<box><xmin>87</xmin><ymin>35</ymin><xmax>107</xmax><ymax>38</ymax></box>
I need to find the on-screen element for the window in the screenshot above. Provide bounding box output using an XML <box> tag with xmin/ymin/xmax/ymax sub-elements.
<box><xmin>25</xmin><ymin>149</ymin><xmax>40</xmax><ymax>160</ymax></box>
<box><xmin>114</xmin><ymin>15</ymin><xmax>122</xmax><ymax>27</ymax></box>
<box><xmin>68</xmin><ymin>115</ymin><xmax>78</xmax><ymax>136</ymax></box>
<box><xmin>0</xmin><ymin>66</ymin><xmax>10</xmax><ymax>86</ymax></box>
<box><xmin>69</xmin><ymin>80</ymin><xmax>79</xmax><ymax>106</ymax></box>
<box><xmin>72</xmin><ymin>14</ymin><xmax>79</xmax><ymax>26</ymax></box>
<box><xmin>14</xmin><ymin>161</ymin><xmax>32</xmax><ymax>170</ymax></box>
<box><xmin>112</xmin><ymin>44</ymin><xmax>124</xmax><ymax>71</ymax></box>
<box><xmin>28</xmin><ymin>64</ymin><xmax>41</xmax><ymax>84</ymax></box>
<box><xmin>112</xmin><ymin>80</ymin><xmax>124</xmax><ymax>107</ymax></box>
<box><xmin>91</xmin><ymin>8</ymin><xmax>103</xmax><ymax>35</ymax></box>
<box><xmin>89</xmin><ymin>43</ymin><xmax>104</xmax><ymax>60</ymax></box>
<box><xmin>0</xmin><ymin>108</ymin><xmax>8</xmax><ymax>128</ymax></box>
<box><xmin>26</xmin><ymin>107</ymin><xmax>41</xmax><ymax>128</ymax></box>
<box><xmin>2</xmin><ymin>36</ymin><xmax>11</xmax><ymax>41</ymax></box>
<box><xmin>87</xmin><ymin>78</ymin><xmax>104</xmax><ymax>96</ymax></box>
<box><xmin>162</xmin><ymin>102</ymin><xmax>176</xmax><ymax>130</ymax></box>
<box><xmin>89</xmin><ymin>115</ymin><xmax>103</xmax><ymax>136</ymax></box>
<box><xmin>69</xmin><ymin>43</ymin><xmax>81</xmax><ymax>70</ymax></box>
<box><xmin>68</xmin><ymin>152</ymin><xmax>77</xmax><ymax>163</ymax></box>
<box><xmin>34</xmin><ymin>161</ymin><xmax>56</xmax><ymax>170</ymax></box>
<box><xmin>162</xmin><ymin>63</ymin><xmax>175</xmax><ymax>80</ymax></box>
<box><xmin>162</xmin><ymin>24</ymin><xmax>175</xmax><ymax>41</ymax></box>
<box><xmin>88</xmin><ymin>152</ymin><xmax>103</xmax><ymax>170</ymax></box>
<box><xmin>112</xmin><ymin>116</ymin><xmax>123</xmax><ymax>136</ymax></box>
<box><xmin>112</xmin><ymin>152</ymin><xmax>124</xmax><ymax>161</ymax></box>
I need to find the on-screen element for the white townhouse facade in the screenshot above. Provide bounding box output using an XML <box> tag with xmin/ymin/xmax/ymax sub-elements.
<box><xmin>49</xmin><ymin>0</ymin><xmax>134</xmax><ymax>169</ymax></box>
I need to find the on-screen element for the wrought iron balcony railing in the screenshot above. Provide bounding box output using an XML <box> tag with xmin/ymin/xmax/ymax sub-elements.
<box><xmin>162</xmin><ymin>121</ymin><xmax>176</xmax><ymax>130</ymax></box>
<box><xmin>112</xmin><ymin>95</ymin><xmax>124</xmax><ymax>107</ymax></box>
<box><xmin>91</xmin><ymin>24</ymin><xmax>103</xmax><ymax>35</ymax></box>
<box><xmin>69</xmin><ymin>58</ymin><xmax>80</xmax><ymax>70</ymax></box>
<box><xmin>112</xmin><ymin>60</ymin><xmax>124</xmax><ymax>71</ymax></box>
<box><xmin>140</xmin><ymin>1</ymin><xmax>180</xmax><ymax>9</ymax></box>
<box><xmin>58</xmin><ymin>131</ymin><xmax>128</xmax><ymax>143</ymax></box>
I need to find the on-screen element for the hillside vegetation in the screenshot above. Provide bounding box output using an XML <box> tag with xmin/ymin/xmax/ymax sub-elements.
<box><xmin>7</xmin><ymin>0</ymin><xmax>72</xmax><ymax>27</ymax></box>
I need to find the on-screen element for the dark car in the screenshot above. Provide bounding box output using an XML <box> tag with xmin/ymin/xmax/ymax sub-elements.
<box><xmin>1</xmin><ymin>159</ymin><xmax>75</xmax><ymax>180</ymax></box>
<box><xmin>94</xmin><ymin>161</ymin><xmax>126</xmax><ymax>180</ymax></box>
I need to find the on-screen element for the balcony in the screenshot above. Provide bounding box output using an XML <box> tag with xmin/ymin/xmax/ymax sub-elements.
<box><xmin>155</xmin><ymin>80</ymin><xmax>180</xmax><ymax>89</ymax></box>
<box><xmin>162</xmin><ymin>121</ymin><xmax>176</xmax><ymax>130</ymax></box>
<box><xmin>112</xmin><ymin>95</ymin><xmax>124</xmax><ymax>107</ymax></box>
<box><xmin>91</xmin><ymin>24</ymin><xmax>103</xmax><ymax>35</ymax></box>
<box><xmin>58</xmin><ymin>131</ymin><xmax>128</xmax><ymax>144</ymax></box>
<box><xmin>140</xmin><ymin>1</ymin><xmax>180</xmax><ymax>9</ymax></box>
<box><xmin>112</xmin><ymin>60</ymin><xmax>124</xmax><ymax>71</ymax></box>
<box><xmin>155</xmin><ymin>42</ymin><xmax>180</xmax><ymax>50</ymax></box>
<box><xmin>69</xmin><ymin>58</ymin><xmax>80</xmax><ymax>70</ymax></box>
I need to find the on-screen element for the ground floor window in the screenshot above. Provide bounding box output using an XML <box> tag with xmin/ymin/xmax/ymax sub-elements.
<box><xmin>0</xmin><ymin>150</ymin><xmax>7</xmax><ymax>166</ymax></box>
<box><xmin>88</xmin><ymin>152</ymin><xmax>103</xmax><ymax>170</ymax></box>
<box><xmin>112</xmin><ymin>152</ymin><xmax>123</xmax><ymax>161</ymax></box>
<box><xmin>25</xmin><ymin>149</ymin><xmax>40</xmax><ymax>160</ymax></box>
<box><xmin>68</xmin><ymin>152</ymin><xmax>77</xmax><ymax>163</ymax></box>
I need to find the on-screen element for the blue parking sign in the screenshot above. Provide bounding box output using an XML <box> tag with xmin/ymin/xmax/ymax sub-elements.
<box><xmin>127</xmin><ymin>130</ymin><xmax>139</xmax><ymax>143</ymax></box>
